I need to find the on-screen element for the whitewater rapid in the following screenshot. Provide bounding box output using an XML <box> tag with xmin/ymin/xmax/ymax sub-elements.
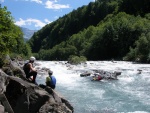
<box><xmin>35</xmin><ymin>61</ymin><xmax>150</xmax><ymax>113</ymax></box>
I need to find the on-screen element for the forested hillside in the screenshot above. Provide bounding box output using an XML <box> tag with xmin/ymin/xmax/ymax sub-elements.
<box><xmin>29</xmin><ymin>0</ymin><xmax>119</xmax><ymax>52</ymax></box>
<box><xmin>28</xmin><ymin>0</ymin><xmax>150</xmax><ymax>63</ymax></box>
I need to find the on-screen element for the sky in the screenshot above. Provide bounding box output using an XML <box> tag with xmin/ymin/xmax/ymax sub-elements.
<box><xmin>1</xmin><ymin>0</ymin><xmax>95</xmax><ymax>30</ymax></box>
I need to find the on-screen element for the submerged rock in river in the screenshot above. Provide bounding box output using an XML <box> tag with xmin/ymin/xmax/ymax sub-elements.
<box><xmin>80</xmin><ymin>69</ymin><xmax>122</xmax><ymax>80</ymax></box>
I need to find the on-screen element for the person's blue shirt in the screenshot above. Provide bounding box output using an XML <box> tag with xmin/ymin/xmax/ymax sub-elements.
<box><xmin>46</xmin><ymin>75</ymin><xmax>56</xmax><ymax>89</ymax></box>
<box><xmin>51</xmin><ymin>75</ymin><xmax>56</xmax><ymax>85</ymax></box>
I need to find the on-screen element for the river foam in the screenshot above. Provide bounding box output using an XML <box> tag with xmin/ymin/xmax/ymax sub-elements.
<box><xmin>35</xmin><ymin>61</ymin><xmax>150</xmax><ymax>113</ymax></box>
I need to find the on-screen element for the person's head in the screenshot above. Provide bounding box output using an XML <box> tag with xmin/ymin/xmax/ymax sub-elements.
<box><xmin>48</xmin><ymin>70</ymin><xmax>53</xmax><ymax>76</ymax></box>
<box><xmin>29</xmin><ymin>56</ymin><xmax>36</xmax><ymax>63</ymax></box>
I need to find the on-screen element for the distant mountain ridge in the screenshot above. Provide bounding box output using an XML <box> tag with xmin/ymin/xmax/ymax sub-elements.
<box><xmin>21</xmin><ymin>27</ymin><xmax>37</xmax><ymax>40</ymax></box>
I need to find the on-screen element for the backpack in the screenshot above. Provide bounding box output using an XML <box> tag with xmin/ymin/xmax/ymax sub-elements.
<box><xmin>23</xmin><ymin>62</ymin><xmax>30</xmax><ymax>75</ymax></box>
<box><xmin>23</xmin><ymin>62</ymin><xmax>28</xmax><ymax>71</ymax></box>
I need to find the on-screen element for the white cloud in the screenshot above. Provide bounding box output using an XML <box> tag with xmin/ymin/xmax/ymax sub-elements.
<box><xmin>15</xmin><ymin>18</ymin><xmax>26</xmax><ymax>26</ymax></box>
<box><xmin>15</xmin><ymin>18</ymin><xmax>51</xmax><ymax>29</ymax></box>
<box><xmin>45</xmin><ymin>0</ymin><xmax>70</xmax><ymax>9</ymax></box>
<box><xmin>13</xmin><ymin>0</ymin><xmax>70</xmax><ymax>9</ymax></box>
<box><xmin>21</xmin><ymin>0</ymin><xmax>42</xmax><ymax>4</ymax></box>
<box><xmin>44</xmin><ymin>19</ymin><xmax>52</xmax><ymax>24</ymax></box>
<box><xmin>31</xmin><ymin>0</ymin><xmax>42</xmax><ymax>4</ymax></box>
<box><xmin>0</xmin><ymin>0</ymin><xmax>4</xmax><ymax>3</ymax></box>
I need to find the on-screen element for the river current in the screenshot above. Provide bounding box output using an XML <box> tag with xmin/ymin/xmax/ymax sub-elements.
<box><xmin>35</xmin><ymin>61</ymin><xmax>150</xmax><ymax>113</ymax></box>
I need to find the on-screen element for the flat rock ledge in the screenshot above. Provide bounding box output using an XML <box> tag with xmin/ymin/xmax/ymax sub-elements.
<box><xmin>0</xmin><ymin>56</ymin><xmax>74</xmax><ymax>113</ymax></box>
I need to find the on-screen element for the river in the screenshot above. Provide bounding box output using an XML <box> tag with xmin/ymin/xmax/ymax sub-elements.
<box><xmin>35</xmin><ymin>61</ymin><xmax>150</xmax><ymax>113</ymax></box>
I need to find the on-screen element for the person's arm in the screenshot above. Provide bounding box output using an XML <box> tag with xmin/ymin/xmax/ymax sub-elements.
<box><xmin>29</xmin><ymin>63</ymin><xmax>37</xmax><ymax>72</ymax></box>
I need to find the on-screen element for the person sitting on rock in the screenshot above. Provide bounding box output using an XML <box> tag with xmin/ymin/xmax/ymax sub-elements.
<box><xmin>23</xmin><ymin>56</ymin><xmax>37</xmax><ymax>83</ymax></box>
<box><xmin>46</xmin><ymin>70</ymin><xmax>56</xmax><ymax>89</ymax></box>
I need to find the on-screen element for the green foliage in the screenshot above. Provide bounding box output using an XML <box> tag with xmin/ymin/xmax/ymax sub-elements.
<box><xmin>35</xmin><ymin>12</ymin><xmax>150</xmax><ymax>62</ymax></box>
<box><xmin>148</xmin><ymin>54</ymin><xmax>150</xmax><ymax>62</ymax></box>
<box><xmin>88</xmin><ymin>12</ymin><xmax>150</xmax><ymax>60</ymax></box>
<box><xmin>145</xmin><ymin>13</ymin><xmax>150</xmax><ymax>20</ymax></box>
<box><xmin>124</xmin><ymin>33</ymin><xmax>150</xmax><ymax>63</ymax></box>
<box><xmin>0</xmin><ymin>6</ymin><xmax>15</xmax><ymax>54</ymax></box>
<box><xmin>68</xmin><ymin>55</ymin><xmax>87</xmax><ymax>65</ymax></box>
<box><xmin>0</xmin><ymin>6</ymin><xmax>31</xmax><ymax>59</ymax></box>
<box><xmin>28</xmin><ymin>0</ymin><xmax>119</xmax><ymax>53</ymax></box>
<box><xmin>25</xmin><ymin>0</ymin><xmax>150</xmax><ymax>63</ymax></box>
<box><xmin>0</xmin><ymin>55</ymin><xmax>5</xmax><ymax>68</ymax></box>
<box><xmin>123</xmin><ymin>47</ymin><xmax>137</xmax><ymax>61</ymax></box>
<box><xmin>36</xmin><ymin>42</ymin><xmax>77</xmax><ymax>61</ymax></box>
<box><xmin>119</xmin><ymin>0</ymin><xmax>150</xmax><ymax>16</ymax></box>
<box><xmin>32</xmin><ymin>53</ymin><xmax>39</xmax><ymax>60</ymax></box>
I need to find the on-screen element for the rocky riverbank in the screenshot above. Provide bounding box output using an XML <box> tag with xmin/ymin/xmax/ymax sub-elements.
<box><xmin>0</xmin><ymin>56</ymin><xmax>74</xmax><ymax>113</ymax></box>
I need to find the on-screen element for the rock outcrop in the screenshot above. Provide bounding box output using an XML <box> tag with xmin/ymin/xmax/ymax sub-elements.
<box><xmin>80</xmin><ymin>69</ymin><xmax>122</xmax><ymax>80</ymax></box>
<box><xmin>93</xmin><ymin>69</ymin><xmax>121</xmax><ymax>80</ymax></box>
<box><xmin>80</xmin><ymin>72</ymin><xmax>91</xmax><ymax>77</ymax></box>
<box><xmin>0</xmin><ymin>56</ymin><xmax>74</xmax><ymax>113</ymax></box>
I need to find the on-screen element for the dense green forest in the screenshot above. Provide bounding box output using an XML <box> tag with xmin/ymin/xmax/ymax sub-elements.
<box><xmin>28</xmin><ymin>0</ymin><xmax>150</xmax><ymax>63</ymax></box>
<box><xmin>0</xmin><ymin>5</ymin><xmax>31</xmax><ymax>66</ymax></box>
<box><xmin>1</xmin><ymin>0</ymin><xmax>150</xmax><ymax>63</ymax></box>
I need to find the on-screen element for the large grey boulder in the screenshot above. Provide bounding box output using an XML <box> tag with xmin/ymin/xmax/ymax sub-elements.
<box><xmin>0</xmin><ymin>70</ymin><xmax>9</xmax><ymax>94</ymax></box>
<box><xmin>4</xmin><ymin>76</ymin><xmax>73</xmax><ymax>113</ymax></box>
<box><xmin>0</xmin><ymin>69</ymin><xmax>73</xmax><ymax>113</ymax></box>
<box><xmin>0</xmin><ymin>56</ymin><xmax>74</xmax><ymax>113</ymax></box>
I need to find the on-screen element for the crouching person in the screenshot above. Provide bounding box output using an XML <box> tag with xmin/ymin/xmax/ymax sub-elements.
<box><xmin>46</xmin><ymin>70</ymin><xmax>56</xmax><ymax>89</ymax></box>
<box><xmin>23</xmin><ymin>56</ymin><xmax>37</xmax><ymax>84</ymax></box>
